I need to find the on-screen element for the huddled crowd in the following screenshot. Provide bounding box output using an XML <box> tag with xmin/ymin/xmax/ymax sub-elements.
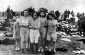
<box><xmin>13</xmin><ymin>7</ymin><xmax>85</xmax><ymax>54</ymax></box>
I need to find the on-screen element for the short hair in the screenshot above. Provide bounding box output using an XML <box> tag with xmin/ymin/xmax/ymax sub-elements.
<box><xmin>21</xmin><ymin>10</ymin><xmax>29</xmax><ymax>16</ymax></box>
<box><xmin>39</xmin><ymin>11</ymin><xmax>46</xmax><ymax>17</ymax></box>
<box><xmin>55</xmin><ymin>11</ymin><xmax>60</xmax><ymax>17</ymax></box>
<box><xmin>54</xmin><ymin>11</ymin><xmax>60</xmax><ymax>20</ymax></box>
<box><xmin>47</xmin><ymin>13</ymin><xmax>54</xmax><ymax>20</ymax></box>
<box><xmin>32</xmin><ymin>12</ymin><xmax>39</xmax><ymax>18</ymax></box>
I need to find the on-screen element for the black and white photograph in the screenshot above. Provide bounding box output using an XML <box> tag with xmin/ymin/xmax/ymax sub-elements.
<box><xmin>0</xmin><ymin>0</ymin><xmax>85</xmax><ymax>55</ymax></box>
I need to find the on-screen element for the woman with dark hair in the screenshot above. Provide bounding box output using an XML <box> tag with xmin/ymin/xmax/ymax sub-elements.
<box><xmin>29</xmin><ymin>12</ymin><xmax>40</xmax><ymax>54</ymax></box>
<box><xmin>46</xmin><ymin>12</ymin><xmax>57</xmax><ymax>51</ymax></box>
<box><xmin>38</xmin><ymin>11</ymin><xmax>47</xmax><ymax>52</ymax></box>
<box><xmin>6</xmin><ymin>6</ymin><xmax>11</xmax><ymax>21</ymax></box>
<box><xmin>39</xmin><ymin>11</ymin><xmax>46</xmax><ymax>17</ymax></box>
<box><xmin>54</xmin><ymin>11</ymin><xmax>61</xmax><ymax>31</ymax></box>
<box><xmin>47</xmin><ymin>13</ymin><xmax>54</xmax><ymax>20</ymax></box>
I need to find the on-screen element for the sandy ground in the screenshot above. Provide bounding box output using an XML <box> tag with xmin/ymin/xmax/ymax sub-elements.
<box><xmin>0</xmin><ymin>44</ymin><xmax>85</xmax><ymax>55</ymax></box>
<box><xmin>0</xmin><ymin>45</ymin><xmax>71</xmax><ymax>55</ymax></box>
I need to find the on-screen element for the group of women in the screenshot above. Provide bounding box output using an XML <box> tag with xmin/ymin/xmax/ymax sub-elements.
<box><xmin>13</xmin><ymin>9</ymin><xmax>67</xmax><ymax>54</ymax></box>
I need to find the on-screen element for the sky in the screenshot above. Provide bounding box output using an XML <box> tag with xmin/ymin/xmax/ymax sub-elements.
<box><xmin>0</xmin><ymin>0</ymin><xmax>85</xmax><ymax>13</ymax></box>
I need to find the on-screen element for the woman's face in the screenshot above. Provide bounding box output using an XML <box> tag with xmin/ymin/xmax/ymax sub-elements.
<box><xmin>24</xmin><ymin>11</ymin><xmax>28</xmax><ymax>17</ymax></box>
<box><xmin>48</xmin><ymin>15</ymin><xmax>53</xmax><ymax>20</ymax></box>
<box><xmin>33</xmin><ymin>13</ymin><xmax>38</xmax><ymax>19</ymax></box>
<box><xmin>40</xmin><ymin>12</ymin><xmax>45</xmax><ymax>17</ymax></box>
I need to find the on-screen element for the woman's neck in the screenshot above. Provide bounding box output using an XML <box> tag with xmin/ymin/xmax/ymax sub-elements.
<box><xmin>41</xmin><ymin>16</ymin><xmax>45</xmax><ymax>18</ymax></box>
<box><xmin>33</xmin><ymin>18</ymin><xmax>37</xmax><ymax>20</ymax></box>
<box><xmin>24</xmin><ymin>16</ymin><xmax>28</xmax><ymax>18</ymax></box>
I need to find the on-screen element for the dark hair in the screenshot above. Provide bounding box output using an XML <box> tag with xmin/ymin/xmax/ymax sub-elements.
<box><xmin>32</xmin><ymin>12</ymin><xmax>39</xmax><ymax>18</ymax></box>
<box><xmin>39</xmin><ymin>11</ymin><xmax>46</xmax><ymax>17</ymax></box>
<box><xmin>47</xmin><ymin>13</ymin><xmax>54</xmax><ymax>20</ymax></box>
<box><xmin>54</xmin><ymin>10</ymin><xmax>60</xmax><ymax>20</ymax></box>
<box><xmin>21</xmin><ymin>11</ymin><xmax>24</xmax><ymax>16</ymax></box>
<box><xmin>21</xmin><ymin>10</ymin><xmax>29</xmax><ymax>16</ymax></box>
<box><xmin>55</xmin><ymin>11</ymin><xmax>60</xmax><ymax>17</ymax></box>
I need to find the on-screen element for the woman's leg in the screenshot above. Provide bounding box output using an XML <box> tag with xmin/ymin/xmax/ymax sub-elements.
<box><xmin>30</xmin><ymin>43</ymin><xmax>34</xmax><ymax>53</ymax></box>
<box><xmin>30</xmin><ymin>29</ymin><xmax>35</xmax><ymax>53</ymax></box>
<box><xmin>46</xmin><ymin>34</ymin><xmax>51</xmax><ymax>51</ymax></box>
<box><xmin>25</xmin><ymin>28</ymin><xmax>29</xmax><ymax>48</ymax></box>
<box><xmin>20</xmin><ymin>27</ymin><xmax>25</xmax><ymax>53</ymax></box>
<box><xmin>51</xmin><ymin>32</ymin><xmax>57</xmax><ymax>52</ymax></box>
<box><xmin>38</xmin><ymin>36</ymin><xmax>42</xmax><ymax>52</ymax></box>
<box><xmin>34</xmin><ymin>30</ymin><xmax>40</xmax><ymax>53</ymax></box>
<box><xmin>41</xmin><ymin>28</ymin><xmax>47</xmax><ymax>51</ymax></box>
<box><xmin>15</xmin><ymin>40</ymin><xmax>18</xmax><ymax>50</ymax></box>
<box><xmin>17</xmin><ymin>39</ymin><xmax>21</xmax><ymax>50</ymax></box>
<box><xmin>24</xmin><ymin>28</ymin><xmax>30</xmax><ymax>53</ymax></box>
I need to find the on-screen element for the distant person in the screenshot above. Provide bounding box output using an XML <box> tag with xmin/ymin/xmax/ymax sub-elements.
<box><xmin>10</xmin><ymin>9</ymin><xmax>13</xmax><ymax>19</ymax></box>
<box><xmin>55</xmin><ymin>10</ymin><xmax>60</xmax><ymax>20</ymax></box>
<box><xmin>6</xmin><ymin>6</ymin><xmax>13</xmax><ymax>22</ymax></box>
<box><xmin>70</xmin><ymin>14</ymin><xmax>75</xmax><ymax>24</ymax></box>
<box><xmin>67</xmin><ymin>9</ymin><xmax>70</xmax><ymax>17</ymax></box>
<box><xmin>63</xmin><ymin>9</ymin><xmax>68</xmax><ymax>21</ymax></box>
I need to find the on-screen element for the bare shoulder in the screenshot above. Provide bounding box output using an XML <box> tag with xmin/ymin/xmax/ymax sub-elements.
<box><xmin>38</xmin><ymin>17</ymin><xmax>41</xmax><ymax>21</ymax></box>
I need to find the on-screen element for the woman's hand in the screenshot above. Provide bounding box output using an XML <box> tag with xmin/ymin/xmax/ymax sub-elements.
<box><xmin>29</xmin><ymin>26</ymin><xmax>34</xmax><ymax>29</ymax></box>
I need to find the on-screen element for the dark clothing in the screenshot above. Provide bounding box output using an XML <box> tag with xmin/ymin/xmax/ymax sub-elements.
<box><xmin>6</xmin><ymin>8</ymin><xmax>13</xmax><ymax>20</ymax></box>
<box><xmin>67</xmin><ymin>10</ymin><xmax>70</xmax><ymax>17</ymax></box>
<box><xmin>55</xmin><ymin>11</ymin><xmax>60</xmax><ymax>20</ymax></box>
<box><xmin>63</xmin><ymin>14</ymin><xmax>67</xmax><ymax>21</ymax></box>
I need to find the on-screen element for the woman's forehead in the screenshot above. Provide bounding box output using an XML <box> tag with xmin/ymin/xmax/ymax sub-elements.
<box><xmin>33</xmin><ymin>13</ymin><xmax>37</xmax><ymax>15</ymax></box>
<box><xmin>24</xmin><ymin>11</ymin><xmax>28</xmax><ymax>13</ymax></box>
<box><xmin>40</xmin><ymin>12</ymin><xmax>44</xmax><ymax>13</ymax></box>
